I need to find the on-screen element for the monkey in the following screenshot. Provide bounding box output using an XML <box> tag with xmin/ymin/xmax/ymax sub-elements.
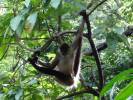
<box><xmin>28</xmin><ymin>20</ymin><xmax>84</xmax><ymax>86</ymax></box>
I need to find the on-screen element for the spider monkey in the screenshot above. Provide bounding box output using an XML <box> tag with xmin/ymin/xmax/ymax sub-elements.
<box><xmin>28</xmin><ymin>20</ymin><xmax>84</xmax><ymax>86</ymax></box>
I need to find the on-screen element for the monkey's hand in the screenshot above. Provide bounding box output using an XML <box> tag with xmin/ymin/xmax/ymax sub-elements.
<box><xmin>28</xmin><ymin>56</ymin><xmax>38</xmax><ymax>64</ymax></box>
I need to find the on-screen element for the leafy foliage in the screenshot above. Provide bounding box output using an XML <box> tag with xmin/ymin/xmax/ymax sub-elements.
<box><xmin>0</xmin><ymin>0</ymin><xmax>133</xmax><ymax>99</ymax></box>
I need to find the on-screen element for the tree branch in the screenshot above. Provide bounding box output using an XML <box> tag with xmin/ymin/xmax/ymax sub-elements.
<box><xmin>83</xmin><ymin>41</ymin><xmax>107</xmax><ymax>55</ymax></box>
<box><xmin>80</xmin><ymin>10</ymin><xmax>104</xmax><ymax>91</ymax></box>
<box><xmin>88</xmin><ymin>0</ymin><xmax>108</xmax><ymax>15</ymax></box>
<box><xmin>56</xmin><ymin>89</ymin><xmax>98</xmax><ymax>100</ymax></box>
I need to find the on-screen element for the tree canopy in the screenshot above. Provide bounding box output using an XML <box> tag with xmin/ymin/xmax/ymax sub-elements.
<box><xmin>0</xmin><ymin>0</ymin><xmax>133</xmax><ymax>100</ymax></box>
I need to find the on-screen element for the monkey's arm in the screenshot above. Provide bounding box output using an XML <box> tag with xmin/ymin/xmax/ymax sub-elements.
<box><xmin>72</xmin><ymin>20</ymin><xmax>84</xmax><ymax>75</ymax></box>
<box><xmin>71</xmin><ymin>20</ymin><xmax>84</xmax><ymax>50</ymax></box>
<box><xmin>35</xmin><ymin>53</ymin><xmax>60</xmax><ymax>69</ymax></box>
<box><xmin>50</xmin><ymin>53</ymin><xmax>60</xmax><ymax>68</ymax></box>
<box><xmin>28</xmin><ymin>57</ymin><xmax>67</xmax><ymax>78</ymax></box>
<box><xmin>28</xmin><ymin>56</ymin><xmax>74</xmax><ymax>86</ymax></box>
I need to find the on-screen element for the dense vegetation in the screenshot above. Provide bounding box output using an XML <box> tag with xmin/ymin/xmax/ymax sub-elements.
<box><xmin>0</xmin><ymin>0</ymin><xmax>133</xmax><ymax>100</ymax></box>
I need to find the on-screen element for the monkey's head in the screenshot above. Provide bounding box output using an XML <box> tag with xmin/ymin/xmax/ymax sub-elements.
<box><xmin>60</xmin><ymin>43</ymin><xmax>70</xmax><ymax>55</ymax></box>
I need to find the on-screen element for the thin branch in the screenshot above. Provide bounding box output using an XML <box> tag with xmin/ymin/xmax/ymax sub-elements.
<box><xmin>57</xmin><ymin>15</ymin><xmax>62</xmax><ymax>33</ymax></box>
<box><xmin>14</xmin><ymin>30</ymin><xmax>78</xmax><ymax>53</ymax></box>
<box><xmin>80</xmin><ymin>10</ymin><xmax>104</xmax><ymax>91</ymax></box>
<box><xmin>19</xmin><ymin>37</ymin><xmax>47</xmax><ymax>40</ymax></box>
<box><xmin>79</xmin><ymin>74</ymin><xmax>99</xmax><ymax>96</ymax></box>
<box><xmin>45</xmin><ymin>20</ymin><xmax>53</xmax><ymax>34</ymax></box>
<box><xmin>83</xmin><ymin>42</ymin><xmax>107</xmax><ymax>55</ymax></box>
<box><xmin>88</xmin><ymin>0</ymin><xmax>108</xmax><ymax>15</ymax></box>
<box><xmin>0</xmin><ymin>37</ymin><xmax>12</xmax><ymax>61</ymax></box>
<box><xmin>9</xmin><ymin>59</ymin><xmax>28</xmax><ymax>85</ymax></box>
<box><xmin>56</xmin><ymin>89</ymin><xmax>92</xmax><ymax>100</ymax></box>
<box><xmin>56</xmin><ymin>15</ymin><xmax>63</xmax><ymax>44</ymax></box>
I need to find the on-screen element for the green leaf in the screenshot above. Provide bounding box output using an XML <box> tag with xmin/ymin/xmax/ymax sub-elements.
<box><xmin>50</xmin><ymin>0</ymin><xmax>61</xmax><ymax>8</ymax></box>
<box><xmin>0</xmin><ymin>94</ymin><xmax>4</xmax><ymax>100</ymax></box>
<box><xmin>113</xmin><ymin>27</ymin><xmax>124</xmax><ymax>34</ymax></box>
<box><xmin>0</xmin><ymin>44</ymin><xmax>7</xmax><ymax>59</ymax></box>
<box><xmin>25</xmin><ymin>12</ymin><xmax>37</xmax><ymax>32</ymax></box>
<box><xmin>100</xmin><ymin>68</ymin><xmax>133</xmax><ymax>97</ymax></box>
<box><xmin>114</xmin><ymin>81</ymin><xmax>133</xmax><ymax>100</ymax></box>
<box><xmin>16</xmin><ymin>21</ymin><xmax>24</xmax><ymax>34</ymax></box>
<box><xmin>0</xmin><ymin>36</ymin><xmax>12</xmax><ymax>59</ymax></box>
<box><xmin>15</xmin><ymin>88</ymin><xmax>23</xmax><ymax>100</ymax></box>
<box><xmin>43</xmin><ymin>0</ymin><xmax>51</xmax><ymax>7</ymax></box>
<box><xmin>0</xmin><ymin>71</ymin><xmax>9</xmax><ymax>81</ymax></box>
<box><xmin>10</xmin><ymin>15</ymin><xmax>22</xmax><ymax>31</ymax></box>
<box><xmin>32</xmin><ymin>93</ymin><xmax>43</xmax><ymax>100</ymax></box>
<box><xmin>24</xmin><ymin>0</ymin><xmax>31</xmax><ymax>8</ymax></box>
<box><xmin>20</xmin><ymin>8</ymin><xmax>30</xmax><ymax>16</ymax></box>
<box><xmin>28</xmin><ymin>78</ymin><xmax>37</xmax><ymax>85</ymax></box>
<box><xmin>118</xmin><ymin>35</ymin><xmax>133</xmax><ymax>54</ymax></box>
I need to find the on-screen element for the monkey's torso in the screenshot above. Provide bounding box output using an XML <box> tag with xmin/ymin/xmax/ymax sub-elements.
<box><xmin>54</xmin><ymin>48</ymin><xmax>75</xmax><ymax>75</ymax></box>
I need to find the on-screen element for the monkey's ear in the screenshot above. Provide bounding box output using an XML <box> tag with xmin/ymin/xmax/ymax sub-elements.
<box><xmin>60</xmin><ymin>43</ymin><xmax>70</xmax><ymax>55</ymax></box>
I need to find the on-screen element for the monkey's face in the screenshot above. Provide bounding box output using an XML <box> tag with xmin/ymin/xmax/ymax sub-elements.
<box><xmin>60</xmin><ymin>43</ymin><xmax>70</xmax><ymax>56</ymax></box>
